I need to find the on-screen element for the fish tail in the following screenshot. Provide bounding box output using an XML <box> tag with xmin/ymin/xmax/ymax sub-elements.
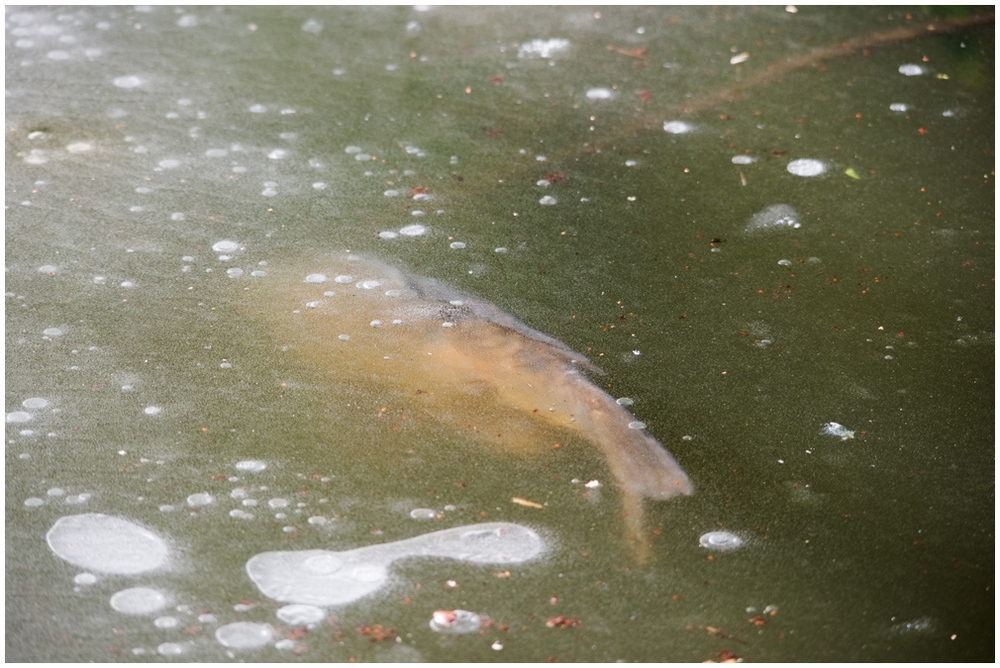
<box><xmin>577</xmin><ymin>381</ymin><xmax>693</xmax><ymax>501</ymax></box>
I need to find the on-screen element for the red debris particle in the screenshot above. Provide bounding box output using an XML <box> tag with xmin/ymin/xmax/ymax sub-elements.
<box><xmin>546</xmin><ymin>616</ymin><xmax>582</xmax><ymax>629</ymax></box>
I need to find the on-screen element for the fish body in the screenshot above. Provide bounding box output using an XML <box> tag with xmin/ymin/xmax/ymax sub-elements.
<box><xmin>250</xmin><ymin>253</ymin><xmax>692</xmax><ymax>556</ymax></box>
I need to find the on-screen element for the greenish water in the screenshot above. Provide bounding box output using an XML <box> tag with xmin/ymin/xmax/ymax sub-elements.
<box><xmin>6</xmin><ymin>6</ymin><xmax>993</xmax><ymax>662</ymax></box>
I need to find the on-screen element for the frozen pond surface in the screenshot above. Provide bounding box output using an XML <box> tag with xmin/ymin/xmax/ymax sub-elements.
<box><xmin>6</xmin><ymin>5</ymin><xmax>994</xmax><ymax>662</ymax></box>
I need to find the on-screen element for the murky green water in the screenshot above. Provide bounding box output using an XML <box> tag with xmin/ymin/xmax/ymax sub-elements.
<box><xmin>6</xmin><ymin>6</ymin><xmax>994</xmax><ymax>662</ymax></box>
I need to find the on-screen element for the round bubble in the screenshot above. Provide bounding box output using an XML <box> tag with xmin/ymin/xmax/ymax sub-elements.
<box><xmin>157</xmin><ymin>642</ymin><xmax>184</xmax><ymax>656</ymax></box>
<box><xmin>410</xmin><ymin>508</ymin><xmax>437</xmax><ymax>520</ymax></box>
<box><xmin>110</xmin><ymin>587</ymin><xmax>168</xmax><ymax>615</ymax></box>
<box><xmin>216</xmin><ymin>622</ymin><xmax>274</xmax><ymax>650</ymax></box>
<box><xmin>786</xmin><ymin>159</ymin><xmax>826</xmax><ymax>177</ymax></box>
<box><xmin>699</xmin><ymin>531</ymin><xmax>743</xmax><ymax>550</ymax></box>
<box><xmin>303</xmin><ymin>273</ymin><xmax>327</xmax><ymax>283</ymax></box>
<box><xmin>74</xmin><ymin>573</ymin><xmax>98</xmax><ymax>586</ymax></box>
<box><xmin>47</xmin><ymin>514</ymin><xmax>169</xmax><ymax>574</ymax></box>
<box><xmin>277</xmin><ymin>604</ymin><xmax>325</xmax><ymax>625</ymax></box>
<box><xmin>212</xmin><ymin>240</ymin><xmax>240</xmax><ymax>253</ymax></box>
<box><xmin>187</xmin><ymin>492</ymin><xmax>213</xmax><ymax>506</ymax></box>
<box><xmin>7</xmin><ymin>411</ymin><xmax>32</xmax><ymax>423</ymax></box>
<box><xmin>399</xmin><ymin>224</ymin><xmax>426</xmax><ymax>236</ymax></box>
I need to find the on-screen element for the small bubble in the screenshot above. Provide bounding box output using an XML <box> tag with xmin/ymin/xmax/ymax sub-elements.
<box><xmin>699</xmin><ymin>531</ymin><xmax>743</xmax><ymax>550</ymax></box>
<box><xmin>212</xmin><ymin>240</ymin><xmax>240</xmax><ymax>253</ymax></box>
<box><xmin>539</xmin><ymin>195</ymin><xmax>557</xmax><ymax>206</ymax></box>
<box><xmin>110</xmin><ymin>587</ymin><xmax>168</xmax><ymax>615</ymax></box>
<box><xmin>157</xmin><ymin>642</ymin><xmax>184</xmax><ymax>657</ymax></box>
<box><xmin>898</xmin><ymin>64</ymin><xmax>924</xmax><ymax>76</ymax></box>
<box><xmin>186</xmin><ymin>492</ymin><xmax>213</xmax><ymax>506</ymax></box>
<box><xmin>449</xmin><ymin>241</ymin><xmax>466</xmax><ymax>249</ymax></box>
<box><xmin>410</xmin><ymin>508</ymin><xmax>438</xmax><ymax>520</ymax></box>
<box><xmin>585</xmin><ymin>87</ymin><xmax>614</xmax><ymax>101</ymax></box>
<box><xmin>66</xmin><ymin>142</ymin><xmax>94</xmax><ymax>153</ymax></box>
<box><xmin>301</xmin><ymin>18</ymin><xmax>323</xmax><ymax>34</ymax></box>
<box><xmin>74</xmin><ymin>573</ymin><xmax>98</xmax><ymax>586</ymax></box>
<box><xmin>216</xmin><ymin>622</ymin><xmax>274</xmax><ymax>650</ymax></box>
<box><xmin>7</xmin><ymin>411</ymin><xmax>32</xmax><ymax>423</ymax></box>
<box><xmin>113</xmin><ymin>75</ymin><xmax>143</xmax><ymax>89</ymax></box>
<box><xmin>399</xmin><ymin>224</ymin><xmax>427</xmax><ymax>236</ymax></box>
<box><xmin>663</xmin><ymin>120</ymin><xmax>694</xmax><ymax>134</ymax></box>
<box><xmin>787</xmin><ymin>159</ymin><xmax>826</xmax><ymax>177</ymax></box>
<box><xmin>144</xmin><ymin>406</ymin><xmax>161</xmax><ymax>416</ymax></box>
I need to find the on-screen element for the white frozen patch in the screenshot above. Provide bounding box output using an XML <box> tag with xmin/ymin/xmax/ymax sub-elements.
<box><xmin>246</xmin><ymin>522</ymin><xmax>543</xmax><ymax>606</ymax></box>
<box><xmin>47</xmin><ymin>514</ymin><xmax>169</xmax><ymax>574</ymax></box>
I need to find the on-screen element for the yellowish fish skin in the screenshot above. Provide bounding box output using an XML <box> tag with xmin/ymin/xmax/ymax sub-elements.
<box><xmin>248</xmin><ymin>253</ymin><xmax>692</xmax><ymax>558</ymax></box>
